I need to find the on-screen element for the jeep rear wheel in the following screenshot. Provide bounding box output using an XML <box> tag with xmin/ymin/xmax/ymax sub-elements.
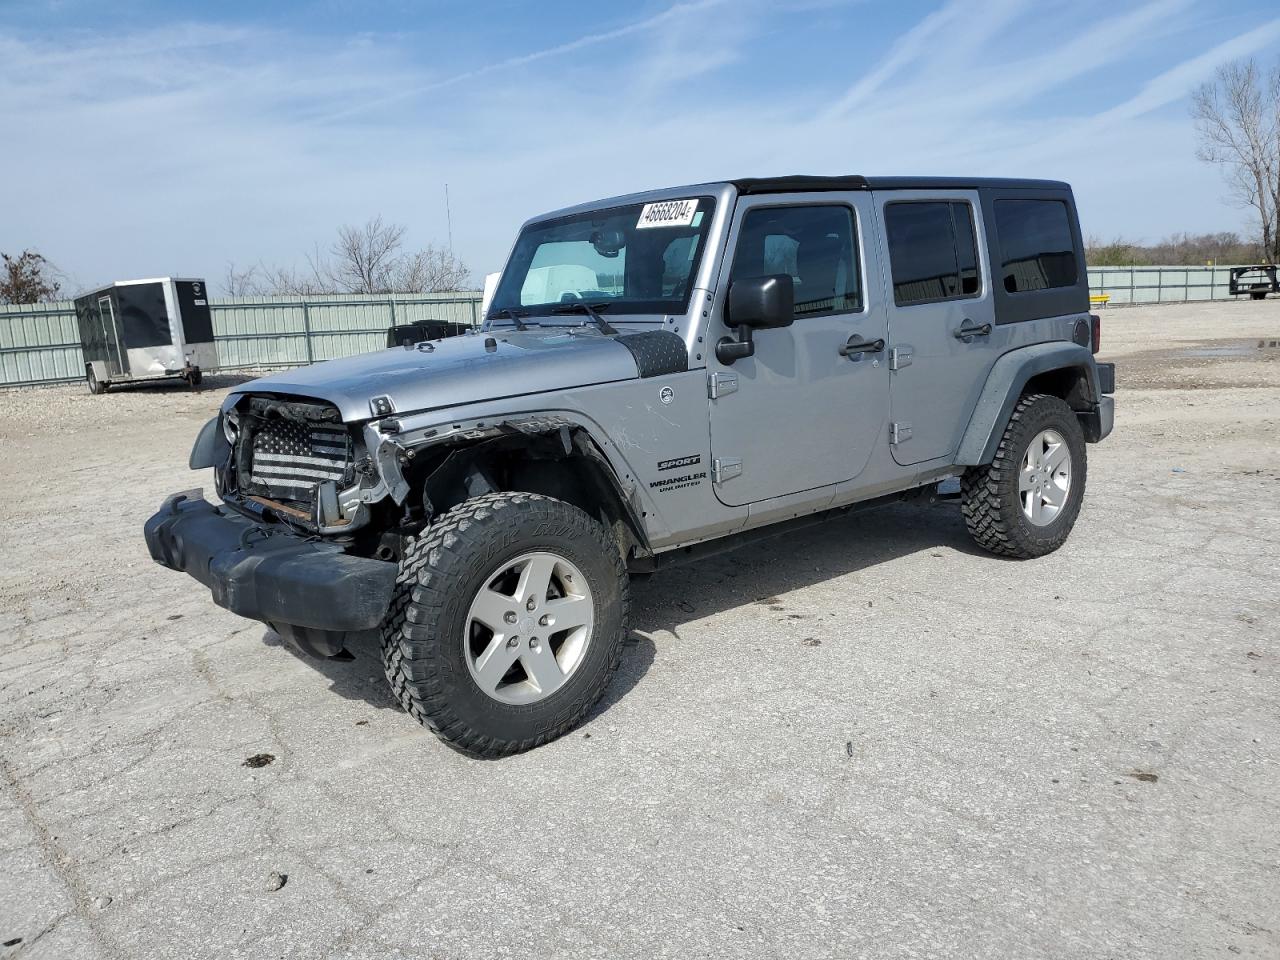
<box><xmin>961</xmin><ymin>393</ymin><xmax>1087</xmax><ymax>559</ymax></box>
<box><xmin>380</xmin><ymin>491</ymin><xmax>629</xmax><ymax>757</ymax></box>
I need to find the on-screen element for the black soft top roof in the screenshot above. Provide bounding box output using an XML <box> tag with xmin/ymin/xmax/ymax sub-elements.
<box><xmin>731</xmin><ymin>175</ymin><xmax>1070</xmax><ymax>194</ymax></box>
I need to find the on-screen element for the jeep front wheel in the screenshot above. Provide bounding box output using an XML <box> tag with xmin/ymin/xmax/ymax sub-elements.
<box><xmin>380</xmin><ymin>492</ymin><xmax>629</xmax><ymax>757</ymax></box>
<box><xmin>961</xmin><ymin>393</ymin><xmax>1087</xmax><ymax>559</ymax></box>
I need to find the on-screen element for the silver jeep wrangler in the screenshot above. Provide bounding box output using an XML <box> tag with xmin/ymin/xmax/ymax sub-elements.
<box><xmin>146</xmin><ymin>175</ymin><xmax>1115</xmax><ymax>755</ymax></box>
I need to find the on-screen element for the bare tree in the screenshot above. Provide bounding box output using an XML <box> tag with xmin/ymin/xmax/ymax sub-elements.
<box><xmin>260</xmin><ymin>260</ymin><xmax>330</xmax><ymax>297</ymax></box>
<box><xmin>1085</xmin><ymin>235</ymin><xmax>1141</xmax><ymax>267</ymax></box>
<box><xmin>1086</xmin><ymin>231</ymin><xmax>1261</xmax><ymax>266</ymax></box>
<box><xmin>317</xmin><ymin>217</ymin><xmax>471</xmax><ymax>293</ymax></box>
<box><xmin>1192</xmin><ymin>59</ymin><xmax>1280</xmax><ymax>263</ymax></box>
<box><xmin>322</xmin><ymin>216</ymin><xmax>407</xmax><ymax>294</ymax></box>
<box><xmin>225</xmin><ymin>218</ymin><xmax>470</xmax><ymax>297</ymax></box>
<box><xmin>0</xmin><ymin>250</ymin><xmax>63</xmax><ymax>304</ymax></box>
<box><xmin>223</xmin><ymin>262</ymin><xmax>261</xmax><ymax>297</ymax></box>
<box><xmin>393</xmin><ymin>243</ymin><xmax>472</xmax><ymax>292</ymax></box>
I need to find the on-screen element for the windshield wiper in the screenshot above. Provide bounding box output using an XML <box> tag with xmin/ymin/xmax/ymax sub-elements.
<box><xmin>551</xmin><ymin>301</ymin><xmax>617</xmax><ymax>336</ymax></box>
<box><xmin>487</xmin><ymin>307</ymin><xmax>529</xmax><ymax>331</ymax></box>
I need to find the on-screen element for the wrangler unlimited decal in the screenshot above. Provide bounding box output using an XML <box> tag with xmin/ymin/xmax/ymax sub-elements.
<box><xmin>649</xmin><ymin>470</ymin><xmax>707</xmax><ymax>493</ymax></box>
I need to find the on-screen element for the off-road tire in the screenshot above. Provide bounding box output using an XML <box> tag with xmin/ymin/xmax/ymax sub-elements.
<box><xmin>380</xmin><ymin>492</ymin><xmax>629</xmax><ymax>757</ymax></box>
<box><xmin>961</xmin><ymin>393</ymin><xmax>1087</xmax><ymax>559</ymax></box>
<box><xmin>87</xmin><ymin>368</ymin><xmax>108</xmax><ymax>395</ymax></box>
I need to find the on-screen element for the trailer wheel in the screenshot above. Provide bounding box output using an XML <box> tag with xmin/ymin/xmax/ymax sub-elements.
<box><xmin>187</xmin><ymin>367</ymin><xmax>203</xmax><ymax>387</ymax></box>
<box><xmin>87</xmin><ymin>368</ymin><xmax>109</xmax><ymax>395</ymax></box>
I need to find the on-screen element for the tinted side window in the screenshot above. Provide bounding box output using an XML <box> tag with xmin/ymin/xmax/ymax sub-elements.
<box><xmin>994</xmin><ymin>199</ymin><xmax>1077</xmax><ymax>293</ymax></box>
<box><xmin>729</xmin><ymin>205</ymin><xmax>861</xmax><ymax>317</ymax></box>
<box><xmin>884</xmin><ymin>201</ymin><xmax>981</xmax><ymax>306</ymax></box>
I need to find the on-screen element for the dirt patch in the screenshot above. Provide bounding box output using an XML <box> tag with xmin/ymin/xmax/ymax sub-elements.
<box><xmin>1106</xmin><ymin>338</ymin><xmax>1280</xmax><ymax>390</ymax></box>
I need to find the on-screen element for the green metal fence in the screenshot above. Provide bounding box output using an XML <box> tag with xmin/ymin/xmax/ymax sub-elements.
<box><xmin>0</xmin><ymin>292</ymin><xmax>483</xmax><ymax>388</ymax></box>
<box><xmin>1086</xmin><ymin>265</ymin><xmax>1239</xmax><ymax>305</ymax></box>
<box><xmin>0</xmin><ymin>302</ymin><xmax>84</xmax><ymax>385</ymax></box>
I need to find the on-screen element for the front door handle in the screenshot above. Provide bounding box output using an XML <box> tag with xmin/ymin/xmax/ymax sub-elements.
<box><xmin>839</xmin><ymin>336</ymin><xmax>885</xmax><ymax>357</ymax></box>
<box><xmin>954</xmin><ymin>320</ymin><xmax>992</xmax><ymax>340</ymax></box>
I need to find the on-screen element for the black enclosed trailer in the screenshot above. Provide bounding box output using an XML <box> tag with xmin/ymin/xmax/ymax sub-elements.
<box><xmin>74</xmin><ymin>277</ymin><xmax>217</xmax><ymax>394</ymax></box>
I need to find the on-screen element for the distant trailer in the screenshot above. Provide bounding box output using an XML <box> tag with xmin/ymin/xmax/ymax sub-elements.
<box><xmin>1228</xmin><ymin>265</ymin><xmax>1279</xmax><ymax>300</ymax></box>
<box><xmin>74</xmin><ymin>278</ymin><xmax>217</xmax><ymax>394</ymax></box>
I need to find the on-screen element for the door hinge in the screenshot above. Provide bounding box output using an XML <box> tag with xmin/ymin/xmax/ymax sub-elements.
<box><xmin>889</xmin><ymin>346</ymin><xmax>913</xmax><ymax>370</ymax></box>
<box><xmin>890</xmin><ymin>422</ymin><xmax>913</xmax><ymax>445</ymax></box>
<box><xmin>708</xmin><ymin>371</ymin><xmax>738</xmax><ymax>399</ymax></box>
<box><xmin>712</xmin><ymin>457</ymin><xmax>742</xmax><ymax>483</ymax></box>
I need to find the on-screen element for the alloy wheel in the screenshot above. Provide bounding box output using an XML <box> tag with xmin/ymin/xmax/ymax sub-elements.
<box><xmin>463</xmin><ymin>551</ymin><xmax>594</xmax><ymax>705</ymax></box>
<box><xmin>1019</xmin><ymin>428</ymin><xmax>1072</xmax><ymax>525</ymax></box>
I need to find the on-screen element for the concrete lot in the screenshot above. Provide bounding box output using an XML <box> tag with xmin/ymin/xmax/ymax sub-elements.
<box><xmin>1</xmin><ymin>300</ymin><xmax>1278</xmax><ymax>959</ymax></box>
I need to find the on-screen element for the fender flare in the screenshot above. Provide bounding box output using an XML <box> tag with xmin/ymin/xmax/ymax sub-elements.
<box><xmin>955</xmin><ymin>342</ymin><xmax>1100</xmax><ymax>466</ymax></box>
<box><xmin>189</xmin><ymin>415</ymin><xmax>231</xmax><ymax>470</ymax></box>
<box><xmin>387</xmin><ymin>411</ymin><xmax>657</xmax><ymax>552</ymax></box>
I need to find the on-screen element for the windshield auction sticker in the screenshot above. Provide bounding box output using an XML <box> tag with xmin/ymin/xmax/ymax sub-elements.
<box><xmin>636</xmin><ymin>199</ymin><xmax>698</xmax><ymax>229</ymax></box>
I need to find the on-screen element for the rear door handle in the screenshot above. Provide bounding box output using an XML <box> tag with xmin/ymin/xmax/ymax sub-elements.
<box><xmin>839</xmin><ymin>336</ymin><xmax>885</xmax><ymax>357</ymax></box>
<box><xmin>954</xmin><ymin>321</ymin><xmax>992</xmax><ymax>340</ymax></box>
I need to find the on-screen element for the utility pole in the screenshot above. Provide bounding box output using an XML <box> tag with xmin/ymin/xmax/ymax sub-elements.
<box><xmin>445</xmin><ymin>183</ymin><xmax>454</xmax><ymax>254</ymax></box>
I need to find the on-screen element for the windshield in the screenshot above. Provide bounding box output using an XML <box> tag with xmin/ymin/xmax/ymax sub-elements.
<box><xmin>490</xmin><ymin>196</ymin><xmax>717</xmax><ymax>320</ymax></box>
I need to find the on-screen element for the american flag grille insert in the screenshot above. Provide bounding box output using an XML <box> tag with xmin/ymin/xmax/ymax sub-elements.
<box><xmin>248</xmin><ymin>417</ymin><xmax>351</xmax><ymax>500</ymax></box>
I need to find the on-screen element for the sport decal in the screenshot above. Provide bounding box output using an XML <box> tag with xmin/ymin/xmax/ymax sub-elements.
<box><xmin>650</xmin><ymin>454</ymin><xmax>705</xmax><ymax>493</ymax></box>
<box><xmin>657</xmin><ymin>454</ymin><xmax>701</xmax><ymax>472</ymax></box>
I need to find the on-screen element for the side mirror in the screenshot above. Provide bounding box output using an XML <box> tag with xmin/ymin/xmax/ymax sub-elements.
<box><xmin>716</xmin><ymin>274</ymin><xmax>795</xmax><ymax>364</ymax></box>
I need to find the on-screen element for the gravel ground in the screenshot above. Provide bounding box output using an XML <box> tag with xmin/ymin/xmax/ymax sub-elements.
<box><xmin>1</xmin><ymin>300</ymin><xmax>1278</xmax><ymax>959</ymax></box>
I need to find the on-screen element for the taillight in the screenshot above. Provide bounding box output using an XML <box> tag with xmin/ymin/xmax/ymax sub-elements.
<box><xmin>1089</xmin><ymin>313</ymin><xmax>1101</xmax><ymax>354</ymax></box>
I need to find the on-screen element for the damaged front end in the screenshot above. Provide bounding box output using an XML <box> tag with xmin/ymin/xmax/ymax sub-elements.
<box><xmin>146</xmin><ymin>394</ymin><xmax>409</xmax><ymax>657</ymax></box>
<box><xmin>213</xmin><ymin>395</ymin><xmax>393</xmax><ymax>536</ymax></box>
<box><xmin>144</xmin><ymin>489</ymin><xmax>398</xmax><ymax>656</ymax></box>
<box><xmin>148</xmin><ymin>388</ymin><xmax>648</xmax><ymax>656</ymax></box>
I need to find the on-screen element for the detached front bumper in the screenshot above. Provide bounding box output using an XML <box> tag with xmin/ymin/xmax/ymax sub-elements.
<box><xmin>144</xmin><ymin>491</ymin><xmax>397</xmax><ymax>633</ymax></box>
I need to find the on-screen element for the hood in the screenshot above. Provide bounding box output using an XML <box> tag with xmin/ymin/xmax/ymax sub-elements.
<box><xmin>227</xmin><ymin>327</ymin><xmax>654</xmax><ymax>422</ymax></box>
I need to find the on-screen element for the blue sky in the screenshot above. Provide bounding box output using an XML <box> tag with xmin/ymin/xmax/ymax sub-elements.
<box><xmin>2</xmin><ymin>0</ymin><xmax>1279</xmax><ymax>294</ymax></box>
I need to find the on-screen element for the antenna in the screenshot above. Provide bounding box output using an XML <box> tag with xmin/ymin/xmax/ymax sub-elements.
<box><xmin>445</xmin><ymin>183</ymin><xmax>453</xmax><ymax>254</ymax></box>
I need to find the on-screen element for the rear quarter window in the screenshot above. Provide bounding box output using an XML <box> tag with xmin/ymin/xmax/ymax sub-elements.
<box><xmin>994</xmin><ymin>199</ymin><xmax>1078</xmax><ymax>293</ymax></box>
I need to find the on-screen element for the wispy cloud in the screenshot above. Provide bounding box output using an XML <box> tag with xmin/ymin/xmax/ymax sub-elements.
<box><xmin>1096</xmin><ymin>16</ymin><xmax>1280</xmax><ymax>122</ymax></box>
<box><xmin>825</xmin><ymin>0</ymin><xmax>1194</xmax><ymax>127</ymax></box>
<box><xmin>822</xmin><ymin>0</ymin><xmax>980</xmax><ymax>118</ymax></box>
<box><xmin>319</xmin><ymin>0</ymin><xmax>734</xmax><ymax>123</ymax></box>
